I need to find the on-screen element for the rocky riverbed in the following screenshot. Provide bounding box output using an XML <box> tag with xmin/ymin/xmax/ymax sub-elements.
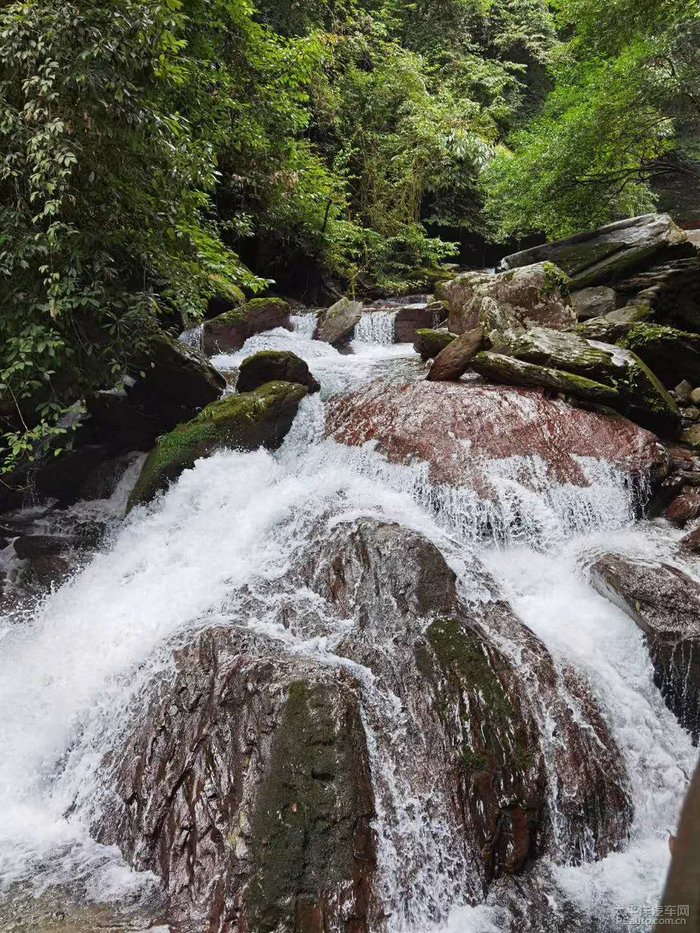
<box><xmin>0</xmin><ymin>214</ymin><xmax>699</xmax><ymax>932</ymax></box>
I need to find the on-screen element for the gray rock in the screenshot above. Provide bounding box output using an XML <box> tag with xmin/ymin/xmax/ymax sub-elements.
<box><xmin>571</xmin><ymin>286</ymin><xmax>618</xmax><ymax>320</ymax></box>
<box><xmin>500</xmin><ymin>214</ymin><xmax>693</xmax><ymax>289</ymax></box>
<box><xmin>471</xmin><ymin>352</ymin><xmax>621</xmax><ymax>404</ymax></box>
<box><xmin>314</xmin><ymin>297</ymin><xmax>363</xmax><ymax>347</ymax></box>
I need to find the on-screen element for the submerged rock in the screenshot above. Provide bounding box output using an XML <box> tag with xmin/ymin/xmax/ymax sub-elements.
<box><xmin>504</xmin><ymin>327</ymin><xmax>681</xmax><ymax>436</ymax></box>
<box><xmin>500</xmin><ymin>214</ymin><xmax>693</xmax><ymax>289</ymax></box>
<box><xmin>590</xmin><ymin>554</ymin><xmax>700</xmax><ymax>741</ymax></box>
<box><xmin>237</xmin><ymin>350</ymin><xmax>320</xmax><ymax>394</ymax></box>
<box><xmin>426</xmin><ymin>326</ymin><xmax>484</xmax><ymax>381</ymax></box>
<box><xmin>202</xmin><ymin>298</ymin><xmax>292</xmax><ymax>354</ymax></box>
<box><xmin>326</xmin><ymin>380</ymin><xmax>668</xmax><ymax>494</ymax></box>
<box><xmin>314</xmin><ymin>297</ymin><xmax>363</xmax><ymax>348</ymax></box>
<box><xmin>413</xmin><ymin>328</ymin><xmax>457</xmax><ymax>360</ymax></box>
<box><xmin>128</xmin><ymin>382</ymin><xmax>307</xmax><ymax>507</ymax></box>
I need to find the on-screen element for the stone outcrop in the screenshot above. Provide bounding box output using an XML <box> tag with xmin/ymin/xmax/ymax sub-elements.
<box><xmin>471</xmin><ymin>352</ymin><xmax>621</xmax><ymax>404</ymax></box>
<box><xmin>413</xmin><ymin>328</ymin><xmax>456</xmax><ymax>360</ymax></box>
<box><xmin>128</xmin><ymin>382</ymin><xmax>307</xmax><ymax>507</ymax></box>
<box><xmin>314</xmin><ymin>297</ymin><xmax>363</xmax><ymax>348</ymax></box>
<box><xmin>326</xmin><ymin>380</ymin><xmax>668</xmax><ymax>492</ymax></box>
<box><xmin>426</xmin><ymin>326</ymin><xmax>484</xmax><ymax>381</ymax></box>
<box><xmin>503</xmin><ymin>327</ymin><xmax>681</xmax><ymax>436</ymax></box>
<box><xmin>237</xmin><ymin>350</ymin><xmax>320</xmax><ymax>394</ymax></box>
<box><xmin>500</xmin><ymin>214</ymin><xmax>694</xmax><ymax>289</ymax></box>
<box><xmin>202</xmin><ymin>298</ymin><xmax>292</xmax><ymax>355</ymax></box>
<box><xmin>590</xmin><ymin>554</ymin><xmax>700</xmax><ymax>741</ymax></box>
<box><xmin>438</xmin><ymin>264</ymin><xmax>575</xmax><ymax>338</ymax></box>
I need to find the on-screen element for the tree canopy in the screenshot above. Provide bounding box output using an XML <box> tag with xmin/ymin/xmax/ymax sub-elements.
<box><xmin>0</xmin><ymin>0</ymin><xmax>699</xmax><ymax>472</ymax></box>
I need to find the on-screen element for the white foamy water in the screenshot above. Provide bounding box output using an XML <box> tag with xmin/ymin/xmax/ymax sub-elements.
<box><xmin>354</xmin><ymin>309</ymin><xmax>398</xmax><ymax>345</ymax></box>
<box><xmin>0</xmin><ymin>312</ymin><xmax>694</xmax><ymax>932</ymax></box>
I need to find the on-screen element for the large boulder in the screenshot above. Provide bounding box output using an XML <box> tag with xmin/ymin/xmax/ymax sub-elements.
<box><xmin>426</xmin><ymin>326</ymin><xmax>484</xmax><ymax>381</ymax></box>
<box><xmin>500</xmin><ymin>214</ymin><xmax>694</xmax><ymax>289</ymax></box>
<box><xmin>314</xmin><ymin>297</ymin><xmax>363</xmax><ymax>348</ymax></box>
<box><xmin>590</xmin><ymin>554</ymin><xmax>700</xmax><ymax>741</ymax></box>
<box><xmin>413</xmin><ymin>328</ymin><xmax>457</xmax><ymax>360</ymax></box>
<box><xmin>128</xmin><ymin>381</ymin><xmax>307</xmax><ymax>507</ymax></box>
<box><xmin>614</xmin><ymin>256</ymin><xmax>700</xmax><ymax>332</ymax></box>
<box><xmin>96</xmin><ymin>630</ymin><xmax>378</xmax><ymax>933</ymax></box>
<box><xmin>503</xmin><ymin>327</ymin><xmax>681</xmax><ymax>436</ymax></box>
<box><xmin>619</xmin><ymin>324</ymin><xmax>700</xmax><ymax>388</ymax></box>
<box><xmin>438</xmin><ymin>264</ymin><xmax>575</xmax><ymax>337</ymax></box>
<box><xmin>326</xmin><ymin>381</ymin><xmax>668</xmax><ymax>495</ymax></box>
<box><xmin>202</xmin><ymin>298</ymin><xmax>292</xmax><ymax>354</ymax></box>
<box><xmin>471</xmin><ymin>352</ymin><xmax>621</xmax><ymax>404</ymax></box>
<box><xmin>237</xmin><ymin>350</ymin><xmax>320</xmax><ymax>394</ymax></box>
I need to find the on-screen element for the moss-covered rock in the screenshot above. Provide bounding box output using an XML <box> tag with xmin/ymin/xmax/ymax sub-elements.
<box><xmin>576</xmin><ymin>301</ymin><xmax>653</xmax><ymax>342</ymax></box>
<box><xmin>472</xmin><ymin>351</ymin><xmax>621</xmax><ymax>404</ymax></box>
<box><xmin>128</xmin><ymin>381</ymin><xmax>307</xmax><ymax>507</ymax></box>
<box><xmin>505</xmin><ymin>327</ymin><xmax>681</xmax><ymax>436</ymax></box>
<box><xmin>314</xmin><ymin>297</ymin><xmax>363</xmax><ymax>347</ymax></box>
<box><xmin>619</xmin><ymin>323</ymin><xmax>700</xmax><ymax>388</ymax></box>
<box><xmin>413</xmin><ymin>328</ymin><xmax>457</xmax><ymax>360</ymax></box>
<box><xmin>202</xmin><ymin>298</ymin><xmax>291</xmax><ymax>354</ymax></box>
<box><xmin>237</xmin><ymin>350</ymin><xmax>320</xmax><ymax>394</ymax></box>
<box><xmin>426</xmin><ymin>326</ymin><xmax>484</xmax><ymax>381</ymax></box>
<box><xmin>247</xmin><ymin>678</ymin><xmax>375</xmax><ymax>932</ymax></box>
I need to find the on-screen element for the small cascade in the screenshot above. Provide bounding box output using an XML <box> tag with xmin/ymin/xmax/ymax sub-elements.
<box><xmin>177</xmin><ymin>323</ymin><xmax>203</xmax><ymax>351</ymax></box>
<box><xmin>291</xmin><ymin>310</ymin><xmax>319</xmax><ymax>338</ymax></box>
<box><xmin>354</xmin><ymin>309</ymin><xmax>398</xmax><ymax>345</ymax></box>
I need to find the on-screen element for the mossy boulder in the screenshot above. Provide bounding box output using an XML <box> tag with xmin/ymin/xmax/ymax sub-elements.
<box><xmin>413</xmin><ymin>328</ymin><xmax>457</xmax><ymax>360</ymax></box>
<box><xmin>505</xmin><ymin>327</ymin><xmax>681</xmax><ymax>436</ymax></box>
<box><xmin>576</xmin><ymin>301</ymin><xmax>653</xmax><ymax>343</ymax></box>
<box><xmin>128</xmin><ymin>381</ymin><xmax>307</xmax><ymax>507</ymax></box>
<box><xmin>314</xmin><ymin>297</ymin><xmax>363</xmax><ymax>347</ymax></box>
<box><xmin>237</xmin><ymin>350</ymin><xmax>320</xmax><ymax>394</ymax></box>
<box><xmin>472</xmin><ymin>351</ymin><xmax>621</xmax><ymax>404</ymax></box>
<box><xmin>202</xmin><ymin>298</ymin><xmax>292</xmax><ymax>354</ymax></box>
<box><xmin>618</xmin><ymin>323</ymin><xmax>700</xmax><ymax>388</ymax></box>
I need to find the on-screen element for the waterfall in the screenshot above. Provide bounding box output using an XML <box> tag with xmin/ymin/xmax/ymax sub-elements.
<box><xmin>0</xmin><ymin>311</ymin><xmax>694</xmax><ymax>933</ymax></box>
<box><xmin>354</xmin><ymin>310</ymin><xmax>398</xmax><ymax>345</ymax></box>
<box><xmin>177</xmin><ymin>323</ymin><xmax>203</xmax><ymax>351</ymax></box>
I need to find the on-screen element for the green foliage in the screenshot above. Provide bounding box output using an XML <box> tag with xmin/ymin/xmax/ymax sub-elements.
<box><xmin>486</xmin><ymin>0</ymin><xmax>700</xmax><ymax>238</ymax></box>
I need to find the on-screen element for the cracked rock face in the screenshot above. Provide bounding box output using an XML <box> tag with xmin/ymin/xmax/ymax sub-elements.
<box><xmin>96</xmin><ymin>519</ymin><xmax>632</xmax><ymax>931</ymax></box>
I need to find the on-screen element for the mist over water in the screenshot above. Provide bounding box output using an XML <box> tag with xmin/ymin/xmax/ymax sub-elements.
<box><xmin>0</xmin><ymin>312</ymin><xmax>693</xmax><ymax>932</ymax></box>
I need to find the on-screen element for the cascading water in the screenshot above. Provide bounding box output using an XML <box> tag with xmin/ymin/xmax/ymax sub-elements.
<box><xmin>0</xmin><ymin>314</ymin><xmax>695</xmax><ymax>932</ymax></box>
<box><xmin>354</xmin><ymin>309</ymin><xmax>398</xmax><ymax>345</ymax></box>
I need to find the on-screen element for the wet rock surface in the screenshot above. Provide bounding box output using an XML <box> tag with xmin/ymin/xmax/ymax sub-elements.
<box><xmin>326</xmin><ymin>380</ymin><xmax>668</xmax><ymax>492</ymax></box>
<box><xmin>590</xmin><ymin>554</ymin><xmax>700</xmax><ymax>741</ymax></box>
<box><xmin>128</xmin><ymin>381</ymin><xmax>307</xmax><ymax>507</ymax></box>
<box><xmin>203</xmin><ymin>298</ymin><xmax>292</xmax><ymax>354</ymax></box>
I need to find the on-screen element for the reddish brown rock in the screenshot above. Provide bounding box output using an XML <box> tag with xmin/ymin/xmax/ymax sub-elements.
<box><xmin>666</xmin><ymin>488</ymin><xmax>700</xmax><ymax>526</ymax></box>
<box><xmin>426</xmin><ymin>326</ymin><xmax>484</xmax><ymax>382</ymax></box>
<box><xmin>327</xmin><ymin>381</ymin><xmax>668</xmax><ymax>493</ymax></box>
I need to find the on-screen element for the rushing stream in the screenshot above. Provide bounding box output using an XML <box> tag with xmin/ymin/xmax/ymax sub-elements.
<box><xmin>0</xmin><ymin>312</ymin><xmax>695</xmax><ymax>931</ymax></box>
